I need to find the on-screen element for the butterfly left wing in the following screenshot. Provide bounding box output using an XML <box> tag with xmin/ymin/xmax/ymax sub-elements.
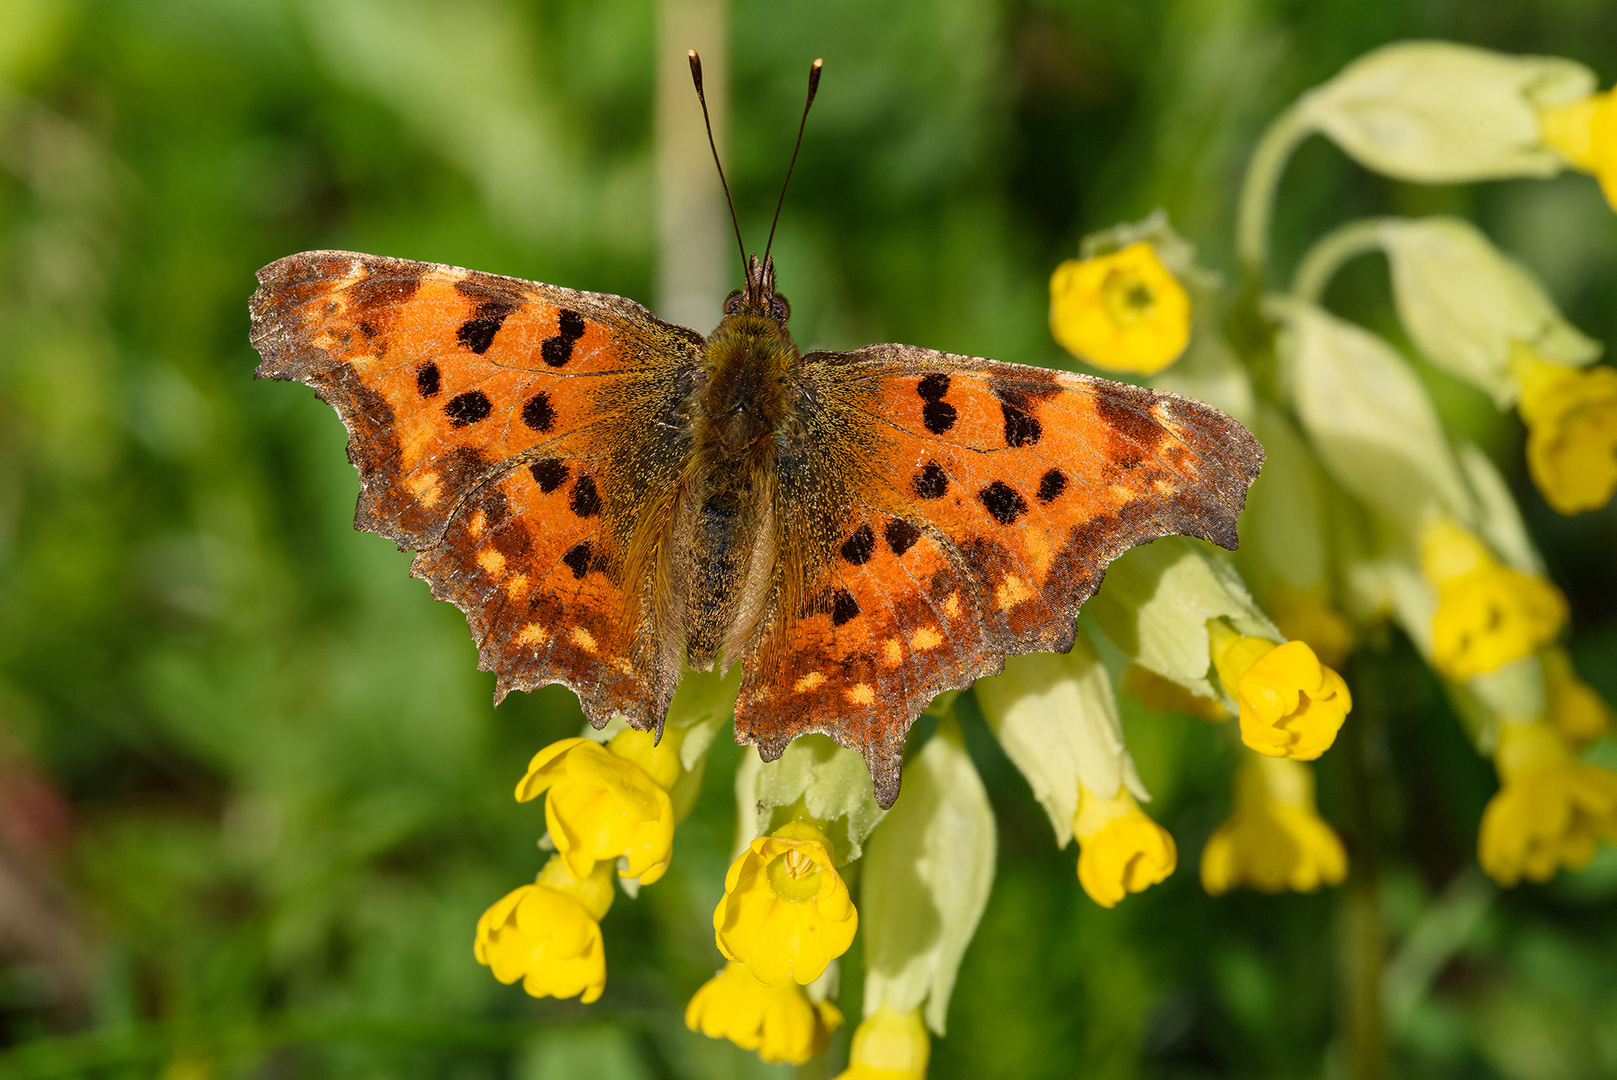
<box><xmin>736</xmin><ymin>343</ymin><xmax>1263</xmax><ymax>807</ymax></box>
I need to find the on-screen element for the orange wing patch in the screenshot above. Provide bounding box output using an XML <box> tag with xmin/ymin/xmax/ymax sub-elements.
<box><xmin>250</xmin><ymin>251</ymin><xmax>699</xmax><ymax>728</ymax></box>
<box><xmin>737</xmin><ymin>344</ymin><xmax>1262</xmax><ymax>807</ymax></box>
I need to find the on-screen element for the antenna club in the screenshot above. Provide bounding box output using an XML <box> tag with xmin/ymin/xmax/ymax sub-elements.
<box><xmin>688</xmin><ymin>50</ymin><xmax>704</xmax><ymax>95</ymax></box>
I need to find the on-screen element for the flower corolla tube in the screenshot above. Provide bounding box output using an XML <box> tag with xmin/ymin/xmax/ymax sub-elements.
<box><xmin>474</xmin><ymin>856</ymin><xmax>615</xmax><ymax>1003</ymax></box>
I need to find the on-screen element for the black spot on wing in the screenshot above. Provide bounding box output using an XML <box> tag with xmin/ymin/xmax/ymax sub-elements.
<box><xmin>917</xmin><ymin>373</ymin><xmax>950</xmax><ymax>401</ymax></box>
<box><xmin>445</xmin><ymin>391</ymin><xmax>492</xmax><ymax>427</ymax></box>
<box><xmin>884</xmin><ymin>519</ymin><xmax>921</xmax><ymax>557</ymax></box>
<box><xmin>913</xmin><ymin>462</ymin><xmax>948</xmax><ymax>499</ymax></box>
<box><xmin>541</xmin><ymin>308</ymin><xmax>589</xmax><ymax>367</ymax></box>
<box><xmin>416</xmin><ymin>363</ymin><xmax>441</xmax><ymax>398</ymax></box>
<box><xmin>923</xmin><ymin>399</ymin><xmax>958</xmax><ymax>434</ymax></box>
<box><xmin>841</xmin><ymin>524</ymin><xmax>876</xmax><ymax>565</ymax></box>
<box><xmin>562</xmin><ymin>540</ymin><xmax>593</xmax><ymax>579</ymax></box>
<box><xmin>1037</xmin><ymin>468</ymin><xmax>1068</xmax><ymax>502</ymax></box>
<box><xmin>570</xmin><ymin>475</ymin><xmax>601</xmax><ymax>518</ymax></box>
<box><xmin>831</xmin><ymin>589</ymin><xmax>861</xmax><ymax>626</ymax></box>
<box><xmin>522</xmin><ymin>392</ymin><xmax>555</xmax><ymax>432</ymax></box>
<box><xmin>979</xmin><ymin>480</ymin><xmax>1028</xmax><ymax>525</ymax></box>
<box><xmin>530</xmin><ymin>458</ymin><xmax>569</xmax><ymax>492</ymax></box>
<box><xmin>457</xmin><ymin>316</ymin><xmax>505</xmax><ymax>354</ymax></box>
<box><xmin>1001</xmin><ymin>402</ymin><xmax>1042</xmax><ymax>447</ymax></box>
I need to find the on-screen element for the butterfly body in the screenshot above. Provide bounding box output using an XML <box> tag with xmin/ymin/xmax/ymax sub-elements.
<box><xmin>250</xmin><ymin>248</ymin><xmax>1262</xmax><ymax>807</ymax></box>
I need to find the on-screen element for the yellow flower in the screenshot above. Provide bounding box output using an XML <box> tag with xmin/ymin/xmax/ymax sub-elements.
<box><xmin>474</xmin><ymin>856</ymin><xmax>615</xmax><ymax>1003</ymax></box>
<box><xmin>1073</xmin><ymin>785</ymin><xmax>1176</xmax><ymax>908</ymax></box>
<box><xmin>1049</xmin><ymin>241</ymin><xmax>1191</xmax><ymax>374</ymax></box>
<box><xmin>1543</xmin><ymin>647</ymin><xmax>1613</xmax><ymax>746</ymax></box>
<box><xmin>1122</xmin><ymin>663</ymin><xmax>1229</xmax><ymax>722</ymax></box>
<box><xmin>1511</xmin><ymin>349</ymin><xmax>1617</xmax><ymax>515</ymax></box>
<box><xmin>834</xmin><ymin>1005</ymin><xmax>930</xmax><ymax>1080</ymax></box>
<box><xmin>1201</xmin><ymin>753</ymin><xmax>1347</xmax><ymax>895</ymax></box>
<box><xmin>713</xmin><ymin>821</ymin><xmax>858</xmax><ymax>986</ymax></box>
<box><xmin>515</xmin><ymin>736</ymin><xmax>675</xmax><ymax>885</ymax></box>
<box><xmin>685</xmin><ymin>961</ymin><xmax>843</xmax><ymax>1065</ymax></box>
<box><xmin>1209</xmin><ymin>623</ymin><xmax>1351</xmax><ymax>760</ymax></box>
<box><xmin>1420</xmin><ymin>521</ymin><xmax>1567</xmax><ymax>680</ymax></box>
<box><xmin>1540</xmin><ymin>88</ymin><xmax>1617</xmax><ymax>210</ymax></box>
<box><xmin>1478</xmin><ymin>721</ymin><xmax>1617</xmax><ymax>886</ymax></box>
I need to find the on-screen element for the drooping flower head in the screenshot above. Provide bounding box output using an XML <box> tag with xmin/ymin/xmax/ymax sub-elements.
<box><xmin>834</xmin><ymin>1005</ymin><xmax>930</xmax><ymax>1080</ymax></box>
<box><xmin>1540</xmin><ymin>85</ymin><xmax>1617</xmax><ymax>210</ymax></box>
<box><xmin>474</xmin><ymin>856</ymin><xmax>615</xmax><ymax>1003</ymax></box>
<box><xmin>685</xmin><ymin>961</ymin><xmax>842</xmax><ymax>1064</ymax></box>
<box><xmin>1479</xmin><ymin>721</ymin><xmax>1617</xmax><ymax>886</ymax></box>
<box><xmin>1511</xmin><ymin>350</ymin><xmax>1617</xmax><ymax>516</ymax></box>
<box><xmin>1202</xmin><ymin>753</ymin><xmax>1347</xmax><ymax>894</ymax></box>
<box><xmin>713</xmin><ymin>821</ymin><xmax>858</xmax><ymax>986</ymax></box>
<box><xmin>1210</xmin><ymin>622</ymin><xmax>1351</xmax><ymax>760</ymax></box>
<box><xmin>1049</xmin><ymin>240</ymin><xmax>1191</xmax><ymax>374</ymax></box>
<box><xmin>515</xmin><ymin>735</ymin><xmax>676</xmax><ymax>885</ymax></box>
<box><xmin>1073</xmin><ymin>785</ymin><xmax>1177</xmax><ymax>908</ymax></box>
<box><xmin>1420</xmin><ymin>520</ymin><xmax>1567</xmax><ymax>680</ymax></box>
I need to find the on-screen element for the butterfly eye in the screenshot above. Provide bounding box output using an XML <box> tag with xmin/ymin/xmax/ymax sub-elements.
<box><xmin>723</xmin><ymin>290</ymin><xmax>744</xmax><ymax>315</ymax></box>
<box><xmin>770</xmin><ymin>293</ymin><xmax>791</xmax><ymax>322</ymax></box>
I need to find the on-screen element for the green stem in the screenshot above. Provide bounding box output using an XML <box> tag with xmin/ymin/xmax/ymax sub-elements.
<box><xmin>1235</xmin><ymin>103</ymin><xmax>1315</xmax><ymax>286</ymax></box>
<box><xmin>1291</xmin><ymin>219</ymin><xmax>1391</xmax><ymax>304</ymax></box>
<box><xmin>1340</xmin><ymin>655</ymin><xmax>1386</xmax><ymax>1080</ymax></box>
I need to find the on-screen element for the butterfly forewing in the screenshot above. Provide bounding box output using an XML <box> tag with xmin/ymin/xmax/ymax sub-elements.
<box><xmin>249</xmin><ymin>251</ymin><xmax>700</xmax><ymax>727</ymax></box>
<box><xmin>737</xmin><ymin>343</ymin><xmax>1263</xmax><ymax>807</ymax></box>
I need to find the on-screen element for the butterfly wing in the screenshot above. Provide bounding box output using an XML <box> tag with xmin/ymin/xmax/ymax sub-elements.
<box><xmin>250</xmin><ymin>251</ymin><xmax>699</xmax><ymax>728</ymax></box>
<box><xmin>737</xmin><ymin>343</ymin><xmax>1263</xmax><ymax>806</ymax></box>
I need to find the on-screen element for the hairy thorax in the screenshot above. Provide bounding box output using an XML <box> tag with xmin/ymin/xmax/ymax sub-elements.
<box><xmin>678</xmin><ymin>311</ymin><xmax>800</xmax><ymax>669</ymax></box>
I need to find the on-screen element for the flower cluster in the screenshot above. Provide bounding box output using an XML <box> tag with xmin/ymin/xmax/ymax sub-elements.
<box><xmin>467</xmin><ymin>40</ymin><xmax>1617</xmax><ymax>1076</ymax></box>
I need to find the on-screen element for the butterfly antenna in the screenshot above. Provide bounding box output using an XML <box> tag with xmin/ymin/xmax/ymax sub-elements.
<box><xmin>688</xmin><ymin>50</ymin><xmax>747</xmax><ymax>279</ymax></box>
<box><xmin>763</xmin><ymin>58</ymin><xmax>822</xmax><ymax>268</ymax></box>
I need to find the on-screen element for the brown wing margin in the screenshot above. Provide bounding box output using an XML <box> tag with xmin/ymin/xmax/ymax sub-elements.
<box><xmin>735</xmin><ymin>345</ymin><xmax>1264</xmax><ymax>808</ymax></box>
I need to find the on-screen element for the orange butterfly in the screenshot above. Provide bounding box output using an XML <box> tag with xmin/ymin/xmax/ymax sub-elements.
<box><xmin>248</xmin><ymin>56</ymin><xmax>1261</xmax><ymax>808</ymax></box>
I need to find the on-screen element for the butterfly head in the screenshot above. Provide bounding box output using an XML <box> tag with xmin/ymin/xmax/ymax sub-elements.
<box><xmin>724</xmin><ymin>254</ymin><xmax>792</xmax><ymax>323</ymax></box>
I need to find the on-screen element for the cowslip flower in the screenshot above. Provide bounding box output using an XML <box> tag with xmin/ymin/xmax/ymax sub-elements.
<box><xmin>515</xmin><ymin>734</ymin><xmax>676</xmax><ymax>885</ymax></box>
<box><xmin>835</xmin><ymin>1005</ymin><xmax>930</xmax><ymax>1080</ymax></box>
<box><xmin>713</xmin><ymin>821</ymin><xmax>858</xmax><ymax>986</ymax></box>
<box><xmin>1421</xmin><ymin>520</ymin><xmax>1567</xmax><ymax>680</ymax></box>
<box><xmin>1201</xmin><ymin>753</ymin><xmax>1346</xmax><ymax>895</ymax></box>
<box><xmin>1073</xmin><ymin>785</ymin><xmax>1177</xmax><ymax>908</ymax></box>
<box><xmin>685</xmin><ymin>961</ymin><xmax>842</xmax><ymax>1064</ymax></box>
<box><xmin>1210</xmin><ymin>621</ymin><xmax>1351</xmax><ymax>760</ymax></box>
<box><xmin>474</xmin><ymin>855</ymin><xmax>615</xmax><ymax>1003</ymax></box>
<box><xmin>1049</xmin><ymin>240</ymin><xmax>1190</xmax><ymax>374</ymax></box>
<box><xmin>1539</xmin><ymin>84</ymin><xmax>1617</xmax><ymax>209</ymax></box>
<box><xmin>1478</xmin><ymin>721</ymin><xmax>1617</xmax><ymax>886</ymax></box>
<box><xmin>1511</xmin><ymin>349</ymin><xmax>1617</xmax><ymax>515</ymax></box>
<box><xmin>1543</xmin><ymin>648</ymin><xmax>1613</xmax><ymax>746</ymax></box>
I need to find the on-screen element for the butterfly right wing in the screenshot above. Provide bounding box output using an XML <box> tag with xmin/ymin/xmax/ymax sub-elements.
<box><xmin>250</xmin><ymin>251</ymin><xmax>701</xmax><ymax>728</ymax></box>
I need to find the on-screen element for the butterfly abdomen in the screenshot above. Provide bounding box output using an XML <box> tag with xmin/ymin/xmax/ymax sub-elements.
<box><xmin>677</xmin><ymin>310</ymin><xmax>799</xmax><ymax>669</ymax></box>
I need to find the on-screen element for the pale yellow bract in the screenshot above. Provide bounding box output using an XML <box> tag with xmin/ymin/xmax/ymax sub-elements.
<box><xmin>1201</xmin><ymin>754</ymin><xmax>1346</xmax><ymax>895</ymax></box>
<box><xmin>685</xmin><ymin>960</ymin><xmax>843</xmax><ymax>1064</ymax></box>
<box><xmin>713</xmin><ymin>821</ymin><xmax>858</xmax><ymax>986</ymax></box>
<box><xmin>1049</xmin><ymin>241</ymin><xmax>1191</xmax><ymax>374</ymax></box>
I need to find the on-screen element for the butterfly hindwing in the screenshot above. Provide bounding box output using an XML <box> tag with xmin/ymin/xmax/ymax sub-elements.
<box><xmin>249</xmin><ymin>251</ymin><xmax>700</xmax><ymax>727</ymax></box>
<box><xmin>736</xmin><ymin>343</ymin><xmax>1263</xmax><ymax>807</ymax></box>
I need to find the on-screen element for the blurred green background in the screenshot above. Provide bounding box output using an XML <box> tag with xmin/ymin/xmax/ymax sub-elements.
<box><xmin>3</xmin><ymin>0</ymin><xmax>1617</xmax><ymax>1077</ymax></box>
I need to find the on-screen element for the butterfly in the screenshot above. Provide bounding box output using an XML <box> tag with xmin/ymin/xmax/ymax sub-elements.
<box><xmin>248</xmin><ymin>56</ymin><xmax>1262</xmax><ymax>809</ymax></box>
